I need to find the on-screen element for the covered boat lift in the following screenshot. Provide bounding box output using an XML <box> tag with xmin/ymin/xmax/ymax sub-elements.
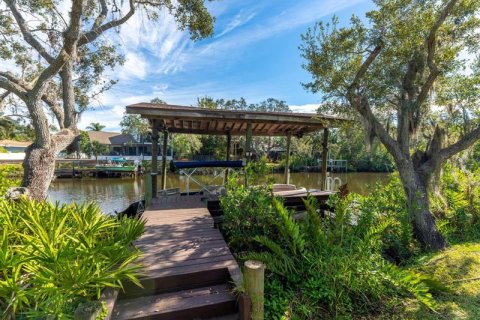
<box><xmin>126</xmin><ymin>103</ymin><xmax>348</xmax><ymax>197</ymax></box>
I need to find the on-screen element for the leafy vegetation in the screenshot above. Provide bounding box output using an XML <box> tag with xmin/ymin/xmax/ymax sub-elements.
<box><xmin>0</xmin><ymin>198</ymin><xmax>145</xmax><ymax>318</ymax></box>
<box><xmin>221</xmin><ymin>184</ymin><xmax>440</xmax><ymax>318</ymax></box>
<box><xmin>0</xmin><ymin>117</ymin><xmax>35</xmax><ymax>142</ymax></box>
<box><xmin>79</xmin><ymin>131</ymin><xmax>109</xmax><ymax>160</ymax></box>
<box><xmin>221</xmin><ymin>157</ymin><xmax>480</xmax><ymax>318</ymax></box>
<box><xmin>433</xmin><ymin>164</ymin><xmax>480</xmax><ymax>243</ymax></box>
<box><xmin>0</xmin><ymin>164</ymin><xmax>21</xmax><ymax>195</ymax></box>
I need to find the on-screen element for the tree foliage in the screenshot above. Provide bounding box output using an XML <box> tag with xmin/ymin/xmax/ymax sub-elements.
<box><xmin>300</xmin><ymin>0</ymin><xmax>480</xmax><ymax>250</ymax></box>
<box><xmin>0</xmin><ymin>0</ymin><xmax>217</xmax><ymax>199</ymax></box>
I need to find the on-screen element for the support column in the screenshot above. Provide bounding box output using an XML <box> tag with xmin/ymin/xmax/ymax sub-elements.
<box><xmin>225</xmin><ymin>132</ymin><xmax>232</xmax><ymax>182</ymax></box>
<box><xmin>245</xmin><ymin>123</ymin><xmax>253</xmax><ymax>187</ymax></box>
<box><xmin>161</xmin><ymin>130</ymin><xmax>169</xmax><ymax>190</ymax></box>
<box><xmin>284</xmin><ymin>133</ymin><xmax>291</xmax><ymax>184</ymax></box>
<box><xmin>245</xmin><ymin>123</ymin><xmax>253</xmax><ymax>164</ymax></box>
<box><xmin>151</xmin><ymin>122</ymin><xmax>159</xmax><ymax>197</ymax></box>
<box><xmin>321</xmin><ymin>128</ymin><xmax>329</xmax><ymax>190</ymax></box>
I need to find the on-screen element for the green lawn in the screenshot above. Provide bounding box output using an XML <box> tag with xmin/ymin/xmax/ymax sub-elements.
<box><xmin>384</xmin><ymin>243</ymin><xmax>480</xmax><ymax>320</ymax></box>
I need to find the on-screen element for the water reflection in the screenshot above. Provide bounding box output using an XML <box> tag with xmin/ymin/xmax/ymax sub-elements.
<box><xmin>49</xmin><ymin>178</ymin><xmax>145</xmax><ymax>215</ymax></box>
<box><xmin>48</xmin><ymin>172</ymin><xmax>390</xmax><ymax>214</ymax></box>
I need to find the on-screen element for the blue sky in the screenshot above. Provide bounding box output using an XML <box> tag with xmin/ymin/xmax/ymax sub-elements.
<box><xmin>79</xmin><ymin>0</ymin><xmax>375</xmax><ymax>131</ymax></box>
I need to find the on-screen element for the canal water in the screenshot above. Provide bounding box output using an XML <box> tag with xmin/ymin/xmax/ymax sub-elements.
<box><xmin>48</xmin><ymin>172</ymin><xmax>390</xmax><ymax>214</ymax></box>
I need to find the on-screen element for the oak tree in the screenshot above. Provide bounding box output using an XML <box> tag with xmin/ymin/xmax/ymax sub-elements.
<box><xmin>301</xmin><ymin>0</ymin><xmax>480</xmax><ymax>250</ymax></box>
<box><xmin>0</xmin><ymin>0</ymin><xmax>215</xmax><ymax>199</ymax></box>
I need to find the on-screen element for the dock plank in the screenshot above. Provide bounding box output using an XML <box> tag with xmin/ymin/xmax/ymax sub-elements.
<box><xmin>135</xmin><ymin>196</ymin><xmax>241</xmax><ymax>284</ymax></box>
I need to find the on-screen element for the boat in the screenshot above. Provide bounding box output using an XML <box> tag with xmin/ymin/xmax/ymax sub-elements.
<box><xmin>95</xmin><ymin>157</ymin><xmax>136</xmax><ymax>173</ymax></box>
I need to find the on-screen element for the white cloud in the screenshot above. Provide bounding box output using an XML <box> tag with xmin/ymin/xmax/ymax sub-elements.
<box><xmin>164</xmin><ymin>0</ymin><xmax>367</xmax><ymax>72</ymax></box>
<box><xmin>78</xmin><ymin>105</ymin><xmax>126</xmax><ymax>132</ymax></box>
<box><xmin>215</xmin><ymin>11</ymin><xmax>257</xmax><ymax>38</ymax></box>
<box><xmin>115</xmin><ymin>9</ymin><xmax>189</xmax><ymax>75</ymax></box>
<box><xmin>290</xmin><ymin>104</ymin><xmax>320</xmax><ymax>113</ymax></box>
<box><xmin>118</xmin><ymin>51</ymin><xmax>148</xmax><ymax>80</ymax></box>
<box><xmin>78</xmin><ymin>0</ymin><xmax>367</xmax><ymax>129</ymax></box>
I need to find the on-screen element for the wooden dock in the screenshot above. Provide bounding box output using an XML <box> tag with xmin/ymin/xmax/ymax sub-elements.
<box><xmin>111</xmin><ymin>195</ymin><xmax>241</xmax><ymax>320</ymax></box>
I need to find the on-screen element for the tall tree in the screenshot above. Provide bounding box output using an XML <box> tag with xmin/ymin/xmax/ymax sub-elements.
<box><xmin>0</xmin><ymin>0</ymin><xmax>216</xmax><ymax>199</ymax></box>
<box><xmin>86</xmin><ymin>122</ymin><xmax>105</xmax><ymax>132</ymax></box>
<box><xmin>301</xmin><ymin>0</ymin><xmax>480</xmax><ymax>250</ymax></box>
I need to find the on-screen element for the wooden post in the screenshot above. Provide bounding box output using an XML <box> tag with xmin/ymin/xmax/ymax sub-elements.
<box><xmin>245</xmin><ymin>123</ymin><xmax>253</xmax><ymax>187</ymax></box>
<box><xmin>284</xmin><ymin>133</ymin><xmax>291</xmax><ymax>184</ymax></box>
<box><xmin>225</xmin><ymin>132</ymin><xmax>232</xmax><ymax>182</ymax></box>
<box><xmin>161</xmin><ymin>130</ymin><xmax>169</xmax><ymax>190</ymax></box>
<box><xmin>244</xmin><ymin>260</ymin><xmax>265</xmax><ymax>320</ymax></box>
<box><xmin>145</xmin><ymin>174</ymin><xmax>152</xmax><ymax>208</ymax></box>
<box><xmin>245</xmin><ymin>123</ymin><xmax>253</xmax><ymax>164</ymax></box>
<box><xmin>151</xmin><ymin>122</ymin><xmax>159</xmax><ymax>197</ymax></box>
<box><xmin>321</xmin><ymin>128</ymin><xmax>329</xmax><ymax>190</ymax></box>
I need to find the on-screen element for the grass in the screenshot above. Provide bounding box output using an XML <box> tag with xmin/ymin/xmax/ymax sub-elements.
<box><xmin>380</xmin><ymin>243</ymin><xmax>480</xmax><ymax>320</ymax></box>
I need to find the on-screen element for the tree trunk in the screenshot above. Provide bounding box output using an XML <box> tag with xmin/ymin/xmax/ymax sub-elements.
<box><xmin>397</xmin><ymin>163</ymin><xmax>447</xmax><ymax>250</ymax></box>
<box><xmin>60</xmin><ymin>60</ymin><xmax>77</xmax><ymax>128</ymax></box>
<box><xmin>21</xmin><ymin>97</ymin><xmax>77</xmax><ymax>200</ymax></box>
<box><xmin>22</xmin><ymin>143</ymin><xmax>57</xmax><ymax>200</ymax></box>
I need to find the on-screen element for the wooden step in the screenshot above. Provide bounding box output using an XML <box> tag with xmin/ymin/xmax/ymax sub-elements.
<box><xmin>119</xmin><ymin>267</ymin><xmax>231</xmax><ymax>299</ymax></box>
<box><xmin>112</xmin><ymin>284</ymin><xmax>237</xmax><ymax>320</ymax></box>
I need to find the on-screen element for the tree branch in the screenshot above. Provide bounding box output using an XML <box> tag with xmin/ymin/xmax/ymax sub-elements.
<box><xmin>79</xmin><ymin>0</ymin><xmax>135</xmax><ymax>46</ymax></box>
<box><xmin>422</xmin><ymin>125</ymin><xmax>480</xmax><ymax>172</ymax></box>
<box><xmin>356</xmin><ymin>95</ymin><xmax>405</xmax><ymax>162</ymax></box>
<box><xmin>4</xmin><ymin>0</ymin><xmax>55</xmax><ymax>63</ymax></box>
<box><xmin>31</xmin><ymin>0</ymin><xmax>84</xmax><ymax>97</ymax></box>
<box><xmin>44</xmin><ymin>91</ymin><xmax>65</xmax><ymax>128</ymax></box>
<box><xmin>0</xmin><ymin>71</ymin><xmax>64</xmax><ymax>122</ymax></box>
<box><xmin>0</xmin><ymin>72</ymin><xmax>28</xmax><ymax>99</ymax></box>
<box><xmin>416</xmin><ymin>0</ymin><xmax>458</xmax><ymax>106</ymax></box>
<box><xmin>346</xmin><ymin>43</ymin><xmax>403</xmax><ymax>160</ymax></box>
<box><xmin>92</xmin><ymin>0</ymin><xmax>109</xmax><ymax>30</ymax></box>
<box><xmin>348</xmin><ymin>44</ymin><xmax>382</xmax><ymax>91</ymax></box>
<box><xmin>0</xmin><ymin>90</ymin><xmax>10</xmax><ymax>112</ymax></box>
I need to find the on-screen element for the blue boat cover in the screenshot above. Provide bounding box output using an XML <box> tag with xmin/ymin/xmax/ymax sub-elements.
<box><xmin>172</xmin><ymin>160</ymin><xmax>245</xmax><ymax>169</ymax></box>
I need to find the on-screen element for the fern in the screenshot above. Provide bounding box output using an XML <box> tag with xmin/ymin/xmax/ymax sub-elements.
<box><xmin>381</xmin><ymin>263</ymin><xmax>437</xmax><ymax>311</ymax></box>
<box><xmin>272</xmin><ymin>198</ymin><xmax>305</xmax><ymax>255</ymax></box>
<box><xmin>241</xmin><ymin>251</ymin><xmax>294</xmax><ymax>276</ymax></box>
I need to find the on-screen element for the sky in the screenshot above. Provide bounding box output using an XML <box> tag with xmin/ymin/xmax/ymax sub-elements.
<box><xmin>79</xmin><ymin>0</ymin><xmax>375</xmax><ymax>132</ymax></box>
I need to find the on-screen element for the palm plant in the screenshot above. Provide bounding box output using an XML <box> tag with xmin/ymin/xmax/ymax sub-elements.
<box><xmin>0</xmin><ymin>198</ymin><xmax>145</xmax><ymax>318</ymax></box>
<box><xmin>86</xmin><ymin>122</ymin><xmax>105</xmax><ymax>131</ymax></box>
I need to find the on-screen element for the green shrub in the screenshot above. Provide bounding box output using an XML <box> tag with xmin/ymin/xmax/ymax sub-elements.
<box><xmin>360</xmin><ymin>173</ymin><xmax>419</xmax><ymax>263</ymax></box>
<box><xmin>245</xmin><ymin>156</ymin><xmax>273</xmax><ymax>186</ymax></box>
<box><xmin>220</xmin><ymin>181</ymin><xmax>279</xmax><ymax>252</ymax></box>
<box><xmin>0</xmin><ymin>147</ymin><xmax>7</xmax><ymax>153</ymax></box>
<box><xmin>432</xmin><ymin>164</ymin><xmax>480</xmax><ymax>242</ymax></box>
<box><xmin>221</xmin><ymin>181</ymin><xmax>438</xmax><ymax>318</ymax></box>
<box><xmin>0</xmin><ymin>164</ymin><xmax>21</xmax><ymax>195</ymax></box>
<box><xmin>0</xmin><ymin>198</ymin><xmax>145</xmax><ymax>318</ymax></box>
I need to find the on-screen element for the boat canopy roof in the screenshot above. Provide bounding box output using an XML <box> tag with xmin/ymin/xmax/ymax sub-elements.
<box><xmin>126</xmin><ymin>103</ymin><xmax>349</xmax><ymax>138</ymax></box>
